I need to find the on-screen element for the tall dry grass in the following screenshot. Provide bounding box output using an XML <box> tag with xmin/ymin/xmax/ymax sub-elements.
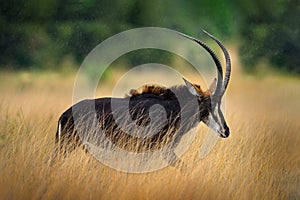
<box><xmin>0</xmin><ymin>67</ymin><xmax>299</xmax><ymax>199</ymax></box>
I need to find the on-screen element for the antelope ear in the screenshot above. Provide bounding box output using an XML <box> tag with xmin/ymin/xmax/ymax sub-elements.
<box><xmin>183</xmin><ymin>78</ymin><xmax>201</xmax><ymax>97</ymax></box>
<box><xmin>209</xmin><ymin>78</ymin><xmax>217</xmax><ymax>93</ymax></box>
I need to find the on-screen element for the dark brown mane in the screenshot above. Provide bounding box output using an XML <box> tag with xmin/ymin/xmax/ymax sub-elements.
<box><xmin>125</xmin><ymin>85</ymin><xmax>173</xmax><ymax>98</ymax></box>
<box><xmin>125</xmin><ymin>84</ymin><xmax>208</xmax><ymax>99</ymax></box>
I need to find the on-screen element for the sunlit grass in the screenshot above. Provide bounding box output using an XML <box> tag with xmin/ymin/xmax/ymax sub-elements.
<box><xmin>0</xmin><ymin>67</ymin><xmax>299</xmax><ymax>199</ymax></box>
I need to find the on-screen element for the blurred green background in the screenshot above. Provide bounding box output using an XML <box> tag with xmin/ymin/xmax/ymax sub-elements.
<box><xmin>0</xmin><ymin>0</ymin><xmax>299</xmax><ymax>74</ymax></box>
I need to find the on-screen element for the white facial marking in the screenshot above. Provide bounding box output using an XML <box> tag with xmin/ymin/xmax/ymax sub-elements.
<box><xmin>58</xmin><ymin>122</ymin><xmax>61</xmax><ymax>139</ymax></box>
<box><xmin>206</xmin><ymin>114</ymin><xmax>222</xmax><ymax>137</ymax></box>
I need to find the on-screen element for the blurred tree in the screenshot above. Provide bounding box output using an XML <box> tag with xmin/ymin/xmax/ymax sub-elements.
<box><xmin>236</xmin><ymin>0</ymin><xmax>300</xmax><ymax>73</ymax></box>
<box><xmin>0</xmin><ymin>0</ymin><xmax>298</xmax><ymax>73</ymax></box>
<box><xmin>184</xmin><ymin>0</ymin><xmax>237</xmax><ymax>38</ymax></box>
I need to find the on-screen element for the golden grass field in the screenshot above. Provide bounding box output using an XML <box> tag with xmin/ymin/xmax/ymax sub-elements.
<box><xmin>0</xmin><ymin>60</ymin><xmax>299</xmax><ymax>199</ymax></box>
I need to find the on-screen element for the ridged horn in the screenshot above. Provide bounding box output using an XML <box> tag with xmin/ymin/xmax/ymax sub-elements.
<box><xmin>202</xmin><ymin>30</ymin><xmax>231</xmax><ymax>98</ymax></box>
<box><xmin>176</xmin><ymin>31</ymin><xmax>223</xmax><ymax>103</ymax></box>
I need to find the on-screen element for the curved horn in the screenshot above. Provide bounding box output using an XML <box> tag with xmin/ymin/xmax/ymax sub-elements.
<box><xmin>202</xmin><ymin>30</ymin><xmax>231</xmax><ymax>97</ymax></box>
<box><xmin>176</xmin><ymin>31</ymin><xmax>223</xmax><ymax>102</ymax></box>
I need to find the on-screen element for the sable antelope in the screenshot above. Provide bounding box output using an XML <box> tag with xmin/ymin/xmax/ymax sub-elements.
<box><xmin>54</xmin><ymin>30</ymin><xmax>231</xmax><ymax>165</ymax></box>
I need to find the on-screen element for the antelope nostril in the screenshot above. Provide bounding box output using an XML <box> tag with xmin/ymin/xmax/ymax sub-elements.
<box><xmin>222</xmin><ymin>123</ymin><xmax>230</xmax><ymax>137</ymax></box>
<box><xmin>225</xmin><ymin>128</ymin><xmax>230</xmax><ymax>137</ymax></box>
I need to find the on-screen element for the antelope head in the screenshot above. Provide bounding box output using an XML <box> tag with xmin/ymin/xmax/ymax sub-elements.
<box><xmin>179</xmin><ymin>30</ymin><xmax>231</xmax><ymax>138</ymax></box>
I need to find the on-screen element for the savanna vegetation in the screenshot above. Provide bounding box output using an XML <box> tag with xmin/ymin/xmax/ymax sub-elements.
<box><xmin>0</xmin><ymin>54</ymin><xmax>299</xmax><ymax>199</ymax></box>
